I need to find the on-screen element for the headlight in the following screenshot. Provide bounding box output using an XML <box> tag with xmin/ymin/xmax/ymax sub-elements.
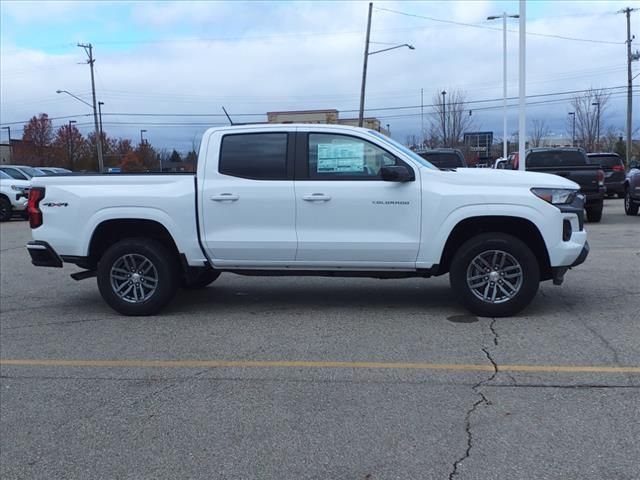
<box><xmin>10</xmin><ymin>185</ymin><xmax>25</xmax><ymax>192</ymax></box>
<box><xmin>531</xmin><ymin>188</ymin><xmax>577</xmax><ymax>205</ymax></box>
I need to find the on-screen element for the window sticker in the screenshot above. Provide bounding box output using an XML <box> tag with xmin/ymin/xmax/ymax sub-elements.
<box><xmin>317</xmin><ymin>143</ymin><xmax>365</xmax><ymax>173</ymax></box>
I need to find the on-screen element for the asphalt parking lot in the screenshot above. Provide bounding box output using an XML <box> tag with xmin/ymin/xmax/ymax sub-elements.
<box><xmin>1</xmin><ymin>199</ymin><xmax>638</xmax><ymax>480</ymax></box>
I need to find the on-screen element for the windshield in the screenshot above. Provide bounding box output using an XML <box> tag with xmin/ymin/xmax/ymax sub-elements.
<box><xmin>368</xmin><ymin>130</ymin><xmax>437</xmax><ymax>169</ymax></box>
<box><xmin>527</xmin><ymin>150</ymin><xmax>587</xmax><ymax>167</ymax></box>
<box><xmin>20</xmin><ymin>166</ymin><xmax>47</xmax><ymax>178</ymax></box>
<box><xmin>0</xmin><ymin>170</ymin><xmax>11</xmax><ymax>179</ymax></box>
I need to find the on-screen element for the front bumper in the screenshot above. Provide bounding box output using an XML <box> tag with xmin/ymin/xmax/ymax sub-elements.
<box><xmin>551</xmin><ymin>241</ymin><xmax>589</xmax><ymax>285</ymax></box>
<box><xmin>12</xmin><ymin>195</ymin><xmax>28</xmax><ymax>211</ymax></box>
<box><xmin>26</xmin><ymin>241</ymin><xmax>63</xmax><ymax>268</ymax></box>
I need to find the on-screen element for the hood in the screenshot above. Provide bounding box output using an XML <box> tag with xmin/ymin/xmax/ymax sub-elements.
<box><xmin>430</xmin><ymin>167</ymin><xmax>580</xmax><ymax>190</ymax></box>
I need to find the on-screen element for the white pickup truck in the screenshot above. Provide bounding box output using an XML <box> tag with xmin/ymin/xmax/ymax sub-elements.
<box><xmin>26</xmin><ymin>124</ymin><xmax>589</xmax><ymax>317</ymax></box>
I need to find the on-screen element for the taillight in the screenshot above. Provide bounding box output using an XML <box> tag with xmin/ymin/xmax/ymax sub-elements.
<box><xmin>597</xmin><ymin>169</ymin><xmax>605</xmax><ymax>187</ymax></box>
<box><xmin>612</xmin><ymin>164</ymin><xmax>625</xmax><ymax>172</ymax></box>
<box><xmin>27</xmin><ymin>187</ymin><xmax>45</xmax><ymax>229</ymax></box>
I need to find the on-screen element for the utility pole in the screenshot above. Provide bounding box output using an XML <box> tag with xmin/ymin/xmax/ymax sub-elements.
<box><xmin>358</xmin><ymin>2</ymin><xmax>373</xmax><ymax>128</ymax></box>
<box><xmin>67</xmin><ymin>120</ymin><xmax>76</xmax><ymax>168</ymax></box>
<box><xmin>592</xmin><ymin>102</ymin><xmax>600</xmax><ymax>151</ymax></box>
<box><xmin>620</xmin><ymin>7</ymin><xmax>638</xmax><ymax>166</ymax></box>
<box><xmin>78</xmin><ymin>43</ymin><xmax>104</xmax><ymax>172</ymax></box>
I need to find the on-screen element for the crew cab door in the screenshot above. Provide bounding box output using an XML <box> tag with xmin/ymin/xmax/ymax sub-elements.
<box><xmin>200</xmin><ymin>130</ymin><xmax>297</xmax><ymax>262</ymax></box>
<box><xmin>294</xmin><ymin>131</ymin><xmax>421</xmax><ymax>266</ymax></box>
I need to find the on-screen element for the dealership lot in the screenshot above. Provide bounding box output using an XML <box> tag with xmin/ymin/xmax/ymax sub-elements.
<box><xmin>1</xmin><ymin>200</ymin><xmax>638</xmax><ymax>480</ymax></box>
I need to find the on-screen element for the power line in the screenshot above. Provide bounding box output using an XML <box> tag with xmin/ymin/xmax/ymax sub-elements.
<box><xmin>375</xmin><ymin>7</ymin><xmax>626</xmax><ymax>45</ymax></box>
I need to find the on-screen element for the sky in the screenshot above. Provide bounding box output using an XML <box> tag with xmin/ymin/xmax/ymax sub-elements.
<box><xmin>1</xmin><ymin>0</ymin><xmax>639</xmax><ymax>152</ymax></box>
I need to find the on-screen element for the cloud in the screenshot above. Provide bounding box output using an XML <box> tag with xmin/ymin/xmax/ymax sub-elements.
<box><xmin>1</xmin><ymin>0</ymin><xmax>638</xmax><ymax>149</ymax></box>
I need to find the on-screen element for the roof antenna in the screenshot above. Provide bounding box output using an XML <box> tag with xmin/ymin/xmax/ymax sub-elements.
<box><xmin>222</xmin><ymin>106</ymin><xmax>234</xmax><ymax>125</ymax></box>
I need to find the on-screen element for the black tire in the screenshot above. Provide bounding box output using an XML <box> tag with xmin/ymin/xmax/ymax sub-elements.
<box><xmin>0</xmin><ymin>196</ymin><xmax>12</xmax><ymax>222</ymax></box>
<box><xmin>97</xmin><ymin>238</ymin><xmax>178</xmax><ymax>316</ymax></box>
<box><xmin>449</xmin><ymin>233</ymin><xmax>540</xmax><ymax>317</ymax></box>
<box><xmin>585</xmin><ymin>206</ymin><xmax>603</xmax><ymax>223</ymax></box>
<box><xmin>181</xmin><ymin>268</ymin><xmax>221</xmax><ymax>290</ymax></box>
<box><xmin>625</xmin><ymin>188</ymin><xmax>639</xmax><ymax>216</ymax></box>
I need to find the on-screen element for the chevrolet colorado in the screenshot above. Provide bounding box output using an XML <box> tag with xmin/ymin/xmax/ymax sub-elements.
<box><xmin>26</xmin><ymin>124</ymin><xmax>589</xmax><ymax>317</ymax></box>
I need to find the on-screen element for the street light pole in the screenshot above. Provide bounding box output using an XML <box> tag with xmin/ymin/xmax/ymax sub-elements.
<box><xmin>67</xmin><ymin>120</ymin><xmax>76</xmax><ymax>169</ymax></box>
<box><xmin>140</xmin><ymin>129</ymin><xmax>147</xmax><ymax>145</ymax></box>
<box><xmin>357</xmin><ymin>3</ymin><xmax>414</xmax><ymax>128</ymax></box>
<box><xmin>487</xmin><ymin>12</ymin><xmax>519</xmax><ymax>159</ymax></box>
<box><xmin>2</xmin><ymin>126</ymin><xmax>11</xmax><ymax>163</ymax></box>
<box><xmin>592</xmin><ymin>102</ymin><xmax>600</xmax><ymax>152</ymax></box>
<box><xmin>518</xmin><ymin>0</ymin><xmax>526</xmax><ymax>171</ymax></box>
<box><xmin>441</xmin><ymin>90</ymin><xmax>447</xmax><ymax>147</ymax></box>
<box><xmin>98</xmin><ymin>101</ymin><xmax>104</xmax><ymax>142</ymax></box>
<box><xmin>358</xmin><ymin>2</ymin><xmax>373</xmax><ymax>128</ymax></box>
<box><xmin>568</xmin><ymin>112</ymin><xmax>576</xmax><ymax>147</ymax></box>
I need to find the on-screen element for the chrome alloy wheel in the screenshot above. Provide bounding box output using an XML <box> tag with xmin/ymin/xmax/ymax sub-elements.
<box><xmin>466</xmin><ymin>250</ymin><xmax>523</xmax><ymax>304</ymax></box>
<box><xmin>109</xmin><ymin>254</ymin><xmax>158</xmax><ymax>304</ymax></box>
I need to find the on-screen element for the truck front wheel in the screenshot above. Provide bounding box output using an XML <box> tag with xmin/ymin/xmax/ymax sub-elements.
<box><xmin>0</xmin><ymin>196</ymin><xmax>12</xmax><ymax>222</ymax></box>
<box><xmin>449</xmin><ymin>233</ymin><xmax>540</xmax><ymax>317</ymax></box>
<box><xmin>97</xmin><ymin>238</ymin><xmax>178</xmax><ymax>316</ymax></box>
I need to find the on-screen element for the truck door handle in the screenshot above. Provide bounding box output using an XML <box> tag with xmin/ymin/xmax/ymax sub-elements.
<box><xmin>303</xmin><ymin>193</ymin><xmax>331</xmax><ymax>202</ymax></box>
<box><xmin>210</xmin><ymin>193</ymin><xmax>239</xmax><ymax>202</ymax></box>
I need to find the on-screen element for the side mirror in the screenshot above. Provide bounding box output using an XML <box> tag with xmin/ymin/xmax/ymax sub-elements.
<box><xmin>381</xmin><ymin>165</ymin><xmax>414</xmax><ymax>182</ymax></box>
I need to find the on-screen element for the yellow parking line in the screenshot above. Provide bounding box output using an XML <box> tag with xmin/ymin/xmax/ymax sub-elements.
<box><xmin>1</xmin><ymin>359</ymin><xmax>639</xmax><ymax>374</ymax></box>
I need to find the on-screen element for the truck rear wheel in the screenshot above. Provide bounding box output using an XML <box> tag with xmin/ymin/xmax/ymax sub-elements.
<box><xmin>97</xmin><ymin>238</ymin><xmax>178</xmax><ymax>316</ymax></box>
<box><xmin>449</xmin><ymin>233</ymin><xmax>540</xmax><ymax>317</ymax></box>
<box><xmin>0</xmin><ymin>197</ymin><xmax>12</xmax><ymax>222</ymax></box>
<box><xmin>585</xmin><ymin>205</ymin><xmax>603</xmax><ymax>222</ymax></box>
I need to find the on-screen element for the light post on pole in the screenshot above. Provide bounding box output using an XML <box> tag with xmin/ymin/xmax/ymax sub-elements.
<box><xmin>358</xmin><ymin>3</ymin><xmax>414</xmax><ymax>127</ymax></box>
<box><xmin>441</xmin><ymin>90</ymin><xmax>447</xmax><ymax>147</ymax></box>
<box><xmin>67</xmin><ymin>120</ymin><xmax>76</xmax><ymax>168</ymax></box>
<box><xmin>140</xmin><ymin>129</ymin><xmax>147</xmax><ymax>145</ymax></box>
<box><xmin>386</xmin><ymin>124</ymin><xmax>391</xmax><ymax>136</ymax></box>
<box><xmin>568</xmin><ymin>112</ymin><xmax>576</xmax><ymax>147</ymax></box>
<box><xmin>57</xmin><ymin>89</ymin><xmax>103</xmax><ymax>171</ymax></box>
<box><xmin>591</xmin><ymin>102</ymin><xmax>600</xmax><ymax>152</ymax></box>
<box><xmin>2</xmin><ymin>126</ymin><xmax>11</xmax><ymax>163</ymax></box>
<box><xmin>487</xmin><ymin>12</ymin><xmax>519</xmax><ymax>159</ymax></box>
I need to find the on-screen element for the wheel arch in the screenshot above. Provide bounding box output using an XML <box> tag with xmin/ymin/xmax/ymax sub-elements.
<box><xmin>437</xmin><ymin>215</ymin><xmax>552</xmax><ymax>280</ymax></box>
<box><xmin>87</xmin><ymin>219</ymin><xmax>181</xmax><ymax>270</ymax></box>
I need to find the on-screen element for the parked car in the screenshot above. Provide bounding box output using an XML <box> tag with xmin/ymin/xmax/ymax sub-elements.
<box><xmin>25</xmin><ymin>124</ymin><xmax>589</xmax><ymax>318</ymax></box>
<box><xmin>624</xmin><ymin>160</ymin><xmax>640</xmax><ymax>216</ymax></box>
<box><xmin>415</xmin><ymin>148</ymin><xmax>467</xmax><ymax>170</ymax></box>
<box><xmin>511</xmin><ymin>148</ymin><xmax>605</xmax><ymax>222</ymax></box>
<box><xmin>0</xmin><ymin>170</ymin><xmax>30</xmax><ymax>221</ymax></box>
<box><xmin>38</xmin><ymin>167</ymin><xmax>72</xmax><ymax>175</ymax></box>
<box><xmin>0</xmin><ymin>165</ymin><xmax>47</xmax><ymax>180</ymax></box>
<box><xmin>586</xmin><ymin>153</ymin><xmax>626</xmax><ymax>198</ymax></box>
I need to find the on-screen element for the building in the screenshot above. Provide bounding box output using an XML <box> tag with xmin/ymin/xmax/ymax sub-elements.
<box><xmin>0</xmin><ymin>143</ymin><xmax>12</xmax><ymax>164</ymax></box>
<box><xmin>266</xmin><ymin>109</ymin><xmax>389</xmax><ymax>135</ymax></box>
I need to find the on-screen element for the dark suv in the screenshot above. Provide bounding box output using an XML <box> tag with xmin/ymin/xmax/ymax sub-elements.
<box><xmin>416</xmin><ymin>149</ymin><xmax>467</xmax><ymax>170</ymax></box>
<box><xmin>587</xmin><ymin>153</ymin><xmax>626</xmax><ymax>198</ymax></box>
<box><xmin>624</xmin><ymin>160</ymin><xmax>640</xmax><ymax>216</ymax></box>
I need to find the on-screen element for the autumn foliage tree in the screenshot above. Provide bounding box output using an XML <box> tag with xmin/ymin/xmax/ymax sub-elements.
<box><xmin>52</xmin><ymin>124</ymin><xmax>86</xmax><ymax>169</ymax></box>
<box><xmin>16</xmin><ymin>113</ymin><xmax>54</xmax><ymax>165</ymax></box>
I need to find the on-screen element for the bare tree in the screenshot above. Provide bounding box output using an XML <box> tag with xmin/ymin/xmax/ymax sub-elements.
<box><xmin>427</xmin><ymin>89</ymin><xmax>474</xmax><ymax>147</ymax></box>
<box><xmin>529</xmin><ymin>119</ymin><xmax>551</xmax><ymax>147</ymax></box>
<box><xmin>569</xmin><ymin>87</ymin><xmax>610</xmax><ymax>152</ymax></box>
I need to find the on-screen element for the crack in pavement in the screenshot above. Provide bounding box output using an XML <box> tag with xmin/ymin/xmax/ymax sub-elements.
<box><xmin>448</xmin><ymin>318</ymin><xmax>499</xmax><ymax>480</ymax></box>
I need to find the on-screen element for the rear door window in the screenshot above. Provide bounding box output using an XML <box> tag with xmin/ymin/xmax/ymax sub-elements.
<box><xmin>587</xmin><ymin>155</ymin><xmax>622</xmax><ymax>168</ymax></box>
<box><xmin>219</xmin><ymin>133</ymin><xmax>289</xmax><ymax>180</ymax></box>
<box><xmin>527</xmin><ymin>151</ymin><xmax>587</xmax><ymax>167</ymax></box>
